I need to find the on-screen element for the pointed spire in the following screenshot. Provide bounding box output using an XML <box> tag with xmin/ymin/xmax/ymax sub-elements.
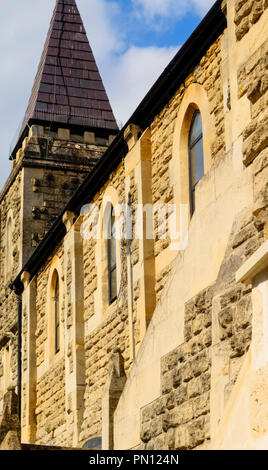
<box><xmin>12</xmin><ymin>0</ymin><xmax>118</xmax><ymax>157</ymax></box>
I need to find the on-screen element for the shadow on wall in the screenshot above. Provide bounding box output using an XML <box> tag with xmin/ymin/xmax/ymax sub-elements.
<box><xmin>0</xmin><ymin>387</ymin><xmax>21</xmax><ymax>450</ymax></box>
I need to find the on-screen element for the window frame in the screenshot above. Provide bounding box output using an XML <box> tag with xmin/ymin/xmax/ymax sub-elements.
<box><xmin>107</xmin><ymin>206</ymin><xmax>117</xmax><ymax>305</ymax></box>
<box><xmin>188</xmin><ymin>110</ymin><xmax>204</xmax><ymax>216</ymax></box>
<box><xmin>5</xmin><ymin>215</ymin><xmax>13</xmax><ymax>279</ymax></box>
<box><xmin>54</xmin><ymin>274</ymin><xmax>60</xmax><ymax>354</ymax></box>
<box><xmin>2</xmin><ymin>344</ymin><xmax>11</xmax><ymax>394</ymax></box>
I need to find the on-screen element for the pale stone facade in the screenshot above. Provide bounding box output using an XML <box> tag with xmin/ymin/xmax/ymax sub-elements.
<box><xmin>0</xmin><ymin>0</ymin><xmax>268</xmax><ymax>450</ymax></box>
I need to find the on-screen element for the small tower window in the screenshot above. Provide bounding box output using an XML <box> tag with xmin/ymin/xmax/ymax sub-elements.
<box><xmin>6</xmin><ymin>217</ymin><xmax>13</xmax><ymax>278</ymax></box>
<box><xmin>54</xmin><ymin>273</ymin><xmax>60</xmax><ymax>354</ymax></box>
<box><xmin>188</xmin><ymin>110</ymin><xmax>204</xmax><ymax>215</ymax></box>
<box><xmin>107</xmin><ymin>207</ymin><xmax>117</xmax><ymax>304</ymax></box>
<box><xmin>3</xmin><ymin>345</ymin><xmax>11</xmax><ymax>394</ymax></box>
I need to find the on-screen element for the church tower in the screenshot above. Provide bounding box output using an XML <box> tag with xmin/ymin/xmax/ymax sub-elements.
<box><xmin>0</xmin><ymin>0</ymin><xmax>118</xmax><ymax>410</ymax></box>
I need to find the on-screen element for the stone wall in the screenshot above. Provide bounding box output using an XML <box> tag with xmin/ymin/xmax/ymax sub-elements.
<box><xmin>128</xmin><ymin>169</ymin><xmax>141</xmax><ymax>345</ymax></box>
<box><xmin>140</xmin><ymin>288</ymin><xmax>212</xmax><ymax>450</ymax></box>
<box><xmin>0</xmin><ymin>172</ymin><xmax>22</xmax><ymax>409</ymax></box>
<box><xmin>80</xmin><ymin>161</ymin><xmax>132</xmax><ymax>444</ymax></box>
<box><xmin>16</xmin><ymin>0</ymin><xmax>268</xmax><ymax>450</ymax></box>
<box><xmin>27</xmin><ymin>245</ymin><xmax>68</xmax><ymax>446</ymax></box>
<box><xmin>138</xmin><ymin>216</ymin><xmax>261</xmax><ymax>450</ymax></box>
<box><xmin>18</xmin><ymin>30</ymin><xmax>236</xmax><ymax>449</ymax></box>
<box><xmin>81</xmin><ymin>300</ymin><xmax>130</xmax><ymax>443</ymax></box>
<box><xmin>235</xmin><ymin>0</ymin><xmax>267</xmax><ymax>41</ymax></box>
<box><xmin>151</xmin><ymin>37</ymin><xmax>225</xmax><ymax>301</ymax></box>
<box><xmin>212</xmin><ymin>202</ymin><xmax>265</xmax><ymax>408</ymax></box>
<box><xmin>0</xmin><ymin>388</ymin><xmax>21</xmax><ymax>450</ymax></box>
<box><xmin>20</xmin><ymin>126</ymin><xmax>109</xmax><ymax>264</ymax></box>
<box><xmin>36</xmin><ymin>269</ymin><xmax>49</xmax><ymax>369</ymax></box>
<box><xmin>0</xmin><ymin>123</ymin><xmax>111</xmax><ymax>424</ymax></box>
<box><xmin>35</xmin><ymin>359</ymin><xmax>66</xmax><ymax>446</ymax></box>
<box><xmin>238</xmin><ymin>38</ymin><xmax>268</xmax><ymax>236</ymax></box>
<box><xmin>138</xmin><ymin>189</ymin><xmax>266</xmax><ymax>450</ymax></box>
<box><xmin>23</xmin><ymin>159</ymin><xmax>133</xmax><ymax>446</ymax></box>
<box><xmin>0</xmin><ymin>172</ymin><xmax>22</xmax><ymax>285</ymax></box>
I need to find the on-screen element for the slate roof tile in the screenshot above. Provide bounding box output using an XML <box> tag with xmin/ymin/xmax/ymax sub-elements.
<box><xmin>15</xmin><ymin>0</ymin><xmax>118</xmax><ymax>156</ymax></box>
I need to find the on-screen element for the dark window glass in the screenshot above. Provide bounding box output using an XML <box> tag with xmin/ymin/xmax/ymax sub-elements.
<box><xmin>189</xmin><ymin>111</ymin><xmax>204</xmax><ymax>215</ymax></box>
<box><xmin>54</xmin><ymin>275</ymin><xmax>60</xmax><ymax>354</ymax></box>
<box><xmin>107</xmin><ymin>207</ymin><xmax>117</xmax><ymax>304</ymax></box>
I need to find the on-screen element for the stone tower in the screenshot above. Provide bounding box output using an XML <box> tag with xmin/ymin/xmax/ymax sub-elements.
<box><xmin>0</xmin><ymin>0</ymin><xmax>118</xmax><ymax>411</ymax></box>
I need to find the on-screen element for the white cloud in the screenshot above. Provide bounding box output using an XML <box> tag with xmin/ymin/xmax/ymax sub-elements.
<box><xmin>78</xmin><ymin>0</ymin><xmax>125</xmax><ymax>62</ymax></box>
<box><xmin>79</xmin><ymin>1</ymin><xmax>178</xmax><ymax>127</ymax></box>
<box><xmin>104</xmin><ymin>46</ymin><xmax>177</xmax><ymax>127</ymax></box>
<box><xmin>133</xmin><ymin>0</ymin><xmax>214</xmax><ymax>23</ymax></box>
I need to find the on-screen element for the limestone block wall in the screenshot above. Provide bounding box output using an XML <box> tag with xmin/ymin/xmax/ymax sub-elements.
<box><xmin>19</xmin><ymin>243</ymin><xmax>68</xmax><ymax>446</ymax></box>
<box><xmin>0</xmin><ymin>124</ymin><xmax>112</xmax><ymax>417</ymax></box>
<box><xmin>0</xmin><ymin>172</ymin><xmax>22</xmax><ymax>409</ymax></box>
<box><xmin>140</xmin><ymin>288</ymin><xmax>212</xmax><ymax>450</ymax></box>
<box><xmin>21</xmin><ymin>159</ymin><xmax>133</xmax><ymax>446</ymax></box>
<box><xmin>80</xmin><ymin>300</ymin><xmax>130</xmax><ymax>443</ymax></box>
<box><xmin>138</xmin><ymin>221</ymin><xmax>262</xmax><ymax>451</ymax></box>
<box><xmin>20</xmin><ymin>126</ymin><xmax>110</xmax><ymax>264</ymax></box>
<box><xmin>150</xmin><ymin>36</ymin><xmax>225</xmax><ymax>301</ymax></box>
<box><xmin>35</xmin><ymin>269</ymin><xmax>50</xmax><ymax>369</ymax></box>
<box><xmin>114</xmin><ymin>203</ymin><xmax>265</xmax><ymax>450</ymax></box>
<box><xmin>0</xmin><ymin>173</ymin><xmax>22</xmax><ymax>285</ymax></box>
<box><xmin>35</xmin><ymin>359</ymin><xmax>66</xmax><ymax>445</ymax></box>
<box><xmin>237</xmin><ymin>37</ymin><xmax>268</xmax><ymax>236</ymax></box>
<box><xmin>128</xmin><ymin>170</ymin><xmax>140</xmax><ymax>346</ymax></box>
<box><xmin>80</xmin><ymin>161</ymin><xmax>133</xmax><ymax>444</ymax></box>
<box><xmin>235</xmin><ymin>0</ymin><xmax>267</xmax><ymax>41</ymax></box>
<box><xmin>113</xmin><ymin>1</ymin><xmax>268</xmax><ymax>443</ymax></box>
<box><xmin>132</xmin><ymin>165</ymin><xmax>266</xmax><ymax>450</ymax></box>
<box><xmin>18</xmin><ymin>0</ymin><xmax>268</xmax><ymax>450</ymax></box>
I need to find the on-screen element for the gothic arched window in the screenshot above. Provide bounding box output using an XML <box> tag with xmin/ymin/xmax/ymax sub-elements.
<box><xmin>188</xmin><ymin>110</ymin><xmax>204</xmax><ymax>216</ymax></box>
<box><xmin>6</xmin><ymin>216</ymin><xmax>13</xmax><ymax>278</ymax></box>
<box><xmin>107</xmin><ymin>206</ymin><xmax>117</xmax><ymax>304</ymax></box>
<box><xmin>53</xmin><ymin>272</ymin><xmax>60</xmax><ymax>354</ymax></box>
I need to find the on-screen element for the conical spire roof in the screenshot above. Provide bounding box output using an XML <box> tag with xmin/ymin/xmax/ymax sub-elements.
<box><xmin>12</xmin><ymin>0</ymin><xmax>118</xmax><ymax>156</ymax></box>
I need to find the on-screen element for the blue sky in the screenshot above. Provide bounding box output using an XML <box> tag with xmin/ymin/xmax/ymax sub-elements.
<box><xmin>0</xmin><ymin>0</ymin><xmax>214</xmax><ymax>190</ymax></box>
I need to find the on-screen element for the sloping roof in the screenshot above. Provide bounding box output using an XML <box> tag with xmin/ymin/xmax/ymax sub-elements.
<box><xmin>11</xmin><ymin>0</ymin><xmax>118</xmax><ymax>157</ymax></box>
<box><xmin>11</xmin><ymin>0</ymin><xmax>226</xmax><ymax>294</ymax></box>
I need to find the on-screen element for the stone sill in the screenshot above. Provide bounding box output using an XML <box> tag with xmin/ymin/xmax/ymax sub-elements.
<box><xmin>236</xmin><ymin>240</ymin><xmax>268</xmax><ymax>284</ymax></box>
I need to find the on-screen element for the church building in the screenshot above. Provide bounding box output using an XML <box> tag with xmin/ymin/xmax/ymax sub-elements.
<box><xmin>0</xmin><ymin>0</ymin><xmax>268</xmax><ymax>450</ymax></box>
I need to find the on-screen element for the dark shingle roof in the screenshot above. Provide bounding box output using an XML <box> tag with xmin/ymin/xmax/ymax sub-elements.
<box><xmin>12</xmin><ymin>0</ymin><xmax>118</xmax><ymax>156</ymax></box>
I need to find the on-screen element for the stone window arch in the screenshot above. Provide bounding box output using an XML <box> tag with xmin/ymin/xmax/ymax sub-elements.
<box><xmin>188</xmin><ymin>110</ymin><xmax>204</xmax><ymax>215</ymax></box>
<box><xmin>53</xmin><ymin>271</ymin><xmax>60</xmax><ymax>354</ymax></box>
<box><xmin>50</xmin><ymin>269</ymin><xmax>61</xmax><ymax>356</ymax></box>
<box><xmin>107</xmin><ymin>204</ymin><xmax>117</xmax><ymax>304</ymax></box>
<box><xmin>171</xmin><ymin>83</ymin><xmax>216</xmax><ymax>222</ymax></box>
<box><xmin>1</xmin><ymin>343</ymin><xmax>11</xmax><ymax>395</ymax></box>
<box><xmin>46</xmin><ymin>259</ymin><xmax>63</xmax><ymax>365</ymax></box>
<box><xmin>95</xmin><ymin>187</ymin><xmax>122</xmax><ymax>317</ymax></box>
<box><xmin>5</xmin><ymin>211</ymin><xmax>14</xmax><ymax>280</ymax></box>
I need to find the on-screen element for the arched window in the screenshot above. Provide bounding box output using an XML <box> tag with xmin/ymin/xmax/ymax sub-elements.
<box><xmin>53</xmin><ymin>272</ymin><xmax>60</xmax><ymax>354</ymax></box>
<box><xmin>2</xmin><ymin>344</ymin><xmax>11</xmax><ymax>394</ymax></box>
<box><xmin>6</xmin><ymin>216</ymin><xmax>13</xmax><ymax>278</ymax></box>
<box><xmin>107</xmin><ymin>206</ymin><xmax>117</xmax><ymax>304</ymax></box>
<box><xmin>188</xmin><ymin>110</ymin><xmax>204</xmax><ymax>215</ymax></box>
